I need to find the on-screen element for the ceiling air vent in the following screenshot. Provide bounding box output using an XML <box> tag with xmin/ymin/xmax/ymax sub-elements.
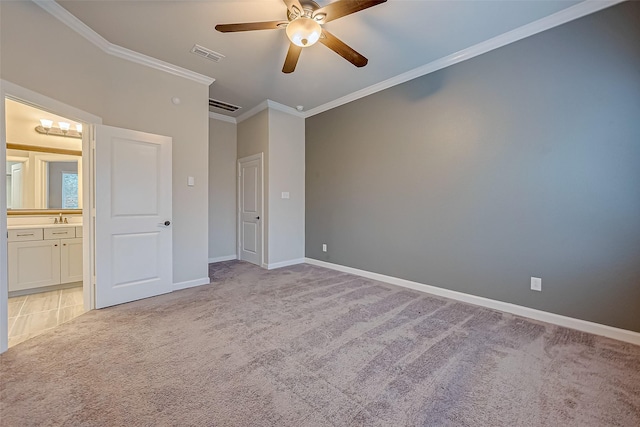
<box><xmin>191</xmin><ymin>44</ymin><xmax>225</xmax><ymax>62</ymax></box>
<box><xmin>209</xmin><ymin>98</ymin><xmax>241</xmax><ymax>113</ymax></box>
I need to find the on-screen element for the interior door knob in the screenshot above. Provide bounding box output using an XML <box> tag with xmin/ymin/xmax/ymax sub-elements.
<box><xmin>256</xmin><ymin>216</ymin><xmax>260</xmax><ymax>220</ymax></box>
<box><xmin>164</xmin><ymin>220</ymin><xmax>171</xmax><ymax>226</ymax></box>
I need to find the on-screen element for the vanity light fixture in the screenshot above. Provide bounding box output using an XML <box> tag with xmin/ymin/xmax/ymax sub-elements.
<box><xmin>58</xmin><ymin>122</ymin><xmax>70</xmax><ymax>133</ymax></box>
<box><xmin>35</xmin><ymin>119</ymin><xmax>82</xmax><ymax>139</ymax></box>
<box><xmin>40</xmin><ymin>119</ymin><xmax>53</xmax><ymax>131</ymax></box>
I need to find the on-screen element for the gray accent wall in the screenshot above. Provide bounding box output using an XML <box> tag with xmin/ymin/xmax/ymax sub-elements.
<box><xmin>306</xmin><ymin>2</ymin><xmax>640</xmax><ymax>331</ymax></box>
<box><xmin>209</xmin><ymin>118</ymin><xmax>237</xmax><ymax>260</ymax></box>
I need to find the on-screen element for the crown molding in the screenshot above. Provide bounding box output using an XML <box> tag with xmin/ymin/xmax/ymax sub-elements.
<box><xmin>209</xmin><ymin>111</ymin><xmax>237</xmax><ymax>124</ymax></box>
<box><xmin>236</xmin><ymin>100</ymin><xmax>269</xmax><ymax>124</ymax></box>
<box><xmin>33</xmin><ymin>0</ymin><xmax>215</xmax><ymax>86</ymax></box>
<box><xmin>304</xmin><ymin>0</ymin><xmax>625</xmax><ymax>118</ymax></box>
<box><xmin>235</xmin><ymin>99</ymin><xmax>304</xmax><ymax>124</ymax></box>
<box><xmin>265</xmin><ymin>100</ymin><xmax>305</xmax><ymax>118</ymax></box>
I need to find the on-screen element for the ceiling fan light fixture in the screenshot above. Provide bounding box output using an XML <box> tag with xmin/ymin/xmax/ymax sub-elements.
<box><xmin>286</xmin><ymin>17</ymin><xmax>321</xmax><ymax>47</ymax></box>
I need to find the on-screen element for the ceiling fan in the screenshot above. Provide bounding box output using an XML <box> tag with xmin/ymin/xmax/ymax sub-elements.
<box><xmin>215</xmin><ymin>0</ymin><xmax>387</xmax><ymax>73</ymax></box>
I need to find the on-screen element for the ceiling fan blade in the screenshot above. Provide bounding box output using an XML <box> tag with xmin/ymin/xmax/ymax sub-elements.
<box><xmin>215</xmin><ymin>21</ymin><xmax>287</xmax><ymax>33</ymax></box>
<box><xmin>283</xmin><ymin>44</ymin><xmax>303</xmax><ymax>73</ymax></box>
<box><xmin>283</xmin><ymin>0</ymin><xmax>304</xmax><ymax>17</ymax></box>
<box><xmin>314</xmin><ymin>0</ymin><xmax>387</xmax><ymax>23</ymax></box>
<box><xmin>320</xmin><ymin>29</ymin><xmax>368</xmax><ymax>68</ymax></box>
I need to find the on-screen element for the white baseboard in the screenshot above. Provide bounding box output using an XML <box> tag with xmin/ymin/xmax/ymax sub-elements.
<box><xmin>208</xmin><ymin>255</ymin><xmax>237</xmax><ymax>263</ymax></box>
<box><xmin>304</xmin><ymin>258</ymin><xmax>640</xmax><ymax>346</ymax></box>
<box><xmin>173</xmin><ymin>277</ymin><xmax>210</xmax><ymax>291</ymax></box>
<box><xmin>267</xmin><ymin>258</ymin><xmax>306</xmax><ymax>270</ymax></box>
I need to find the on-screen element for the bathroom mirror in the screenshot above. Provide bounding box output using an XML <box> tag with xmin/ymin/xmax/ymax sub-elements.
<box><xmin>6</xmin><ymin>143</ymin><xmax>82</xmax><ymax>214</ymax></box>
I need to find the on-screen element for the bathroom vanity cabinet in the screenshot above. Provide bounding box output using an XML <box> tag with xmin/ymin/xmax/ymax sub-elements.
<box><xmin>7</xmin><ymin>226</ymin><xmax>83</xmax><ymax>292</ymax></box>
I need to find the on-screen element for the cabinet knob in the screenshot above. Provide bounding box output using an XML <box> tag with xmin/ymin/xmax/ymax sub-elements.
<box><xmin>54</xmin><ymin>244</ymin><xmax>58</xmax><ymax>247</ymax></box>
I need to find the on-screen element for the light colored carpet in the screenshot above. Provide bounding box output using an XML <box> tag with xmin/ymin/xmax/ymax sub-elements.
<box><xmin>1</xmin><ymin>260</ymin><xmax>639</xmax><ymax>426</ymax></box>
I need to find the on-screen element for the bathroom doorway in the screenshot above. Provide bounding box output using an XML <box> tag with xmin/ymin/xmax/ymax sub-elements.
<box><xmin>5</xmin><ymin>99</ymin><xmax>86</xmax><ymax>347</ymax></box>
<box><xmin>0</xmin><ymin>81</ymin><xmax>102</xmax><ymax>352</ymax></box>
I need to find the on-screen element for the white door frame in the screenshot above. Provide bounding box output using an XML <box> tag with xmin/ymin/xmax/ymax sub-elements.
<box><xmin>0</xmin><ymin>80</ymin><xmax>102</xmax><ymax>353</ymax></box>
<box><xmin>237</xmin><ymin>153</ymin><xmax>264</xmax><ymax>267</ymax></box>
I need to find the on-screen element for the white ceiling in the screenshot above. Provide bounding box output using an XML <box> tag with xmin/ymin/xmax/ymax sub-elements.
<box><xmin>56</xmin><ymin>0</ymin><xmax>584</xmax><ymax>117</ymax></box>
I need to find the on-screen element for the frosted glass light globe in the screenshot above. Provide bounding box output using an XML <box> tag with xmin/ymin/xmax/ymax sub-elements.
<box><xmin>286</xmin><ymin>17</ymin><xmax>321</xmax><ymax>47</ymax></box>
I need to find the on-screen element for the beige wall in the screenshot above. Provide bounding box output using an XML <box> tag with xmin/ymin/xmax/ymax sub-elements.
<box><xmin>5</xmin><ymin>99</ymin><xmax>83</xmax><ymax>152</ymax></box>
<box><xmin>236</xmin><ymin>108</ymin><xmax>305</xmax><ymax>267</ymax></box>
<box><xmin>237</xmin><ymin>109</ymin><xmax>269</xmax><ymax>264</ymax></box>
<box><xmin>209</xmin><ymin>118</ymin><xmax>237</xmax><ymax>260</ymax></box>
<box><xmin>1</xmin><ymin>1</ymin><xmax>210</xmax><ymax>285</ymax></box>
<box><xmin>268</xmin><ymin>109</ymin><xmax>305</xmax><ymax>265</ymax></box>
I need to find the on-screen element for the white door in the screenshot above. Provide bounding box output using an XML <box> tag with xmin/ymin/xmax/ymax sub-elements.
<box><xmin>238</xmin><ymin>154</ymin><xmax>262</xmax><ymax>266</ymax></box>
<box><xmin>10</xmin><ymin>163</ymin><xmax>23</xmax><ymax>208</ymax></box>
<box><xmin>95</xmin><ymin>125</ymin><xmax>172</xmax><ymax>308</ymax></box>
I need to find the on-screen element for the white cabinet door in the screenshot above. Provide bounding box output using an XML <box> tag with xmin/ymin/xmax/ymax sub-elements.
<box><xmin>60</xmin><ymin>237</ymin><xmax>83</xmax><ymax>284</ymax></box>
<box><xmin>8</xmin><ymin>240</ymin><xmax>61</xmax><ymax>292</ymax></box>
<box><xmin>95</xmin><ymin>125</ymin><xmax>173</xmax><ymax>308</ymax></box>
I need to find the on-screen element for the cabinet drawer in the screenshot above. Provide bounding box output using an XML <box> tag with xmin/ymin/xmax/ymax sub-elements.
<box><xmin>44</xmin><ymin>227</ymin><xmax>75</xmax><ymax>240</ymax></box>
<box><xmin>75</xmin><ymin>226</ymin><xmax>83</xmax><ymax>238</ymax></box>
<box><xmin>8</xmin><ymin>228</ymin><xmax>43</xmax><ymax>242</ymax></box>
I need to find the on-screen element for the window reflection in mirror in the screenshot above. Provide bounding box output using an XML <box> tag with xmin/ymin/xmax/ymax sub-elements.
<box><xmin>5</xmin><ymin>98</ymin><xmax>83</xmax><ymax>213</ymax></box>
<box><xmin>6</xmin><ymin>151</ymin><xmax>82</xmax><ymax>210</ymax></box>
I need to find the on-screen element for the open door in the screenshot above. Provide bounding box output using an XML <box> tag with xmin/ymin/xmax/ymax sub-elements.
<box><xmin>10</xmin><ymin>163</ymin><xmax>23</xmax><ymax>208</ymax></box>
<box><xmin>94</xmin><ymin>125</ymin><xmax>172</xmax><ymax>308</ymax></box>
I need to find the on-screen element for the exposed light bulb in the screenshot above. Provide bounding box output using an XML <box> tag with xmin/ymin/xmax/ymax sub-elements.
<box><xmin>286</xmin><ymin>17</ymin><xmax>321</xmax><ymax>47</ymax></box>
<box><xmin>40</xmin><ymin>119</ymin><xmax>53</xmax><ymax>129</ymax></box>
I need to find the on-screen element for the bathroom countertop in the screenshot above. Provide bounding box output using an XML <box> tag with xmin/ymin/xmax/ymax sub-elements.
<box><xmin>7</xmin><ymin>223</ymin><xmax>83</xmax><ymax>230</ymax></box>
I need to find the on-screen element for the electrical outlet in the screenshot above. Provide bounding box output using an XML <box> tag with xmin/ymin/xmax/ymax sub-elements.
<box><xmin>531</xmin><ymin>277</ymin><xmax>542</xmax><ymax>291</ymax></box>
<box><xmin>322</xmin><ymin>244</ymin><xmax>327</xmax><ymax>252</ymax></box>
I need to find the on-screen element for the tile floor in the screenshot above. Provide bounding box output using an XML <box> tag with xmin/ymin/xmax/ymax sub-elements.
<box><xmin>8</xmin><ymin>286</ymin><xmax>85</xmax><ymax>348</ymax></box>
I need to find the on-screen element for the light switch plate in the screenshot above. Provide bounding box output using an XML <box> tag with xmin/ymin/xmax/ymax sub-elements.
<box><xmin>188</xmin><ymin>176</ymin><xmax>195</xmax><ymax>187</ymax></box>
<box><xmin>281</xmin><ymin>192</ymin><xmax>290</xmax><ymax>199</ymax></box>
<box><xmin>531</xmin><ymin>277</ymin><xmax>542</xmax><ymax>291</ymax></box>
